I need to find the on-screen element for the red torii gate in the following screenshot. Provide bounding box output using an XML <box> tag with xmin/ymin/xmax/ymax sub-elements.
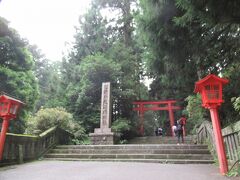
<box><xmin>133</xmin><ymin>100</ymin><xmax>181</xmax><ymax>136</ymax></box>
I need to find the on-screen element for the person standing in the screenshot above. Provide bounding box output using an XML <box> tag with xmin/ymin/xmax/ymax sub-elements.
<box><xmin>172</xmin><ymin>124</ymin><xmax>177</xmax><ymax>137</ymax></box>
<box><xmin>158</xmin><ymin>127</ymin><xmax>163</xmax><ymax>136</ymax></box>
<box><xmin>179</xmin><ymin>115</ymin><xmax>187</xmax><ymax>136</ymax></box>
<box><xmin>155</xmin><ymin>127</ymin><xmax>159</xmax><ymax>136</ymax></box>
<box><xmin>176</xmin><ymin>120</ymin><xmax>184</xmax><ymax>145</ymax></box>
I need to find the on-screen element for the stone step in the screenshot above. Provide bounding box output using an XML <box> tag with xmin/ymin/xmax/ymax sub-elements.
<box><xmin>44</xmin><ymin>139</ymin><xmax>213</xmax><ymax>164</ymax></box>
<box><xmin>129</xmin><ymin>136</ymin><xmax>193</xmax><ymax>140</ymax></box>
<box><xmin>45</xmin><ymin>153</ymin><xmax>213</xmax><ymax>160</ymax></box>
<box><xmin>55</xmin><ymin>144</ymin><xmax>208</xmax><ymax>150</ymax></box>
<box><xmin>44</xmin><ymin>158</ymin><xmax>214</xmax><ymax>164</ymax></box>
<box><xmin>50</xmin><ymin>148</ymin><xmax>211</xmax><ymax>154</ymax></box>
<box><xmin>128</xmin><ymin>141</ymin><xmax>193</xmax><ymax>144</ymax></box>
<box><xmin>128</xmin><ymin>136</ymin><xmax>194</xmax><ymax>144</ymax></box>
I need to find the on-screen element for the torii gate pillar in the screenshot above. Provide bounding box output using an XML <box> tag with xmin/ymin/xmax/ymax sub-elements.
<box><xmin>168</xmin><ymin>104</ymin><xmax>175</xmax><ymax>136</ymax></box>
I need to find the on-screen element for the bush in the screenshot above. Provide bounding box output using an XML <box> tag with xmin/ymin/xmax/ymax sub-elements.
<box><xmin>232</xmin><ymin>97</ymin><xmax>240</xmax><ymax>113</ymax></box>
<box><xmin>25</xmin><ymin>107</ymin><xmax>86</xmax><ymax>140</ymax></box>
<box><xmin>185</xmin><ymin>94</ymin><xmax>208</xmax><ymax>134</ymax></box>
<box><xmin>112</xmin><ymin>118</ymin><xmax>130</xmax><ymax>135</ymax></box>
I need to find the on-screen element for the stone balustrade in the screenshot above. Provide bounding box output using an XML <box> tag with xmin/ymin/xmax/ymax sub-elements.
<box><xmin>0</xmin><ymin>126</ymin><xmax>73</xmax><ymax>166</ymax></box>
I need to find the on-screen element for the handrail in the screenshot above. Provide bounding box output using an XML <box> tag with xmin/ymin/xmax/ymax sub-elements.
<box><xmin>39</xmin><ymin>126</ymin><xmax>57</xmax><ymax>137</ymax></box>
<box><xmin>0</xmin><ymin>126</ymin><xmax>74</xmax><ymax>166</ymax></box>
<box><xmin>196</xmin><ymin>120</ymin><xmax>240</xmax><ymax>166</ymax></box>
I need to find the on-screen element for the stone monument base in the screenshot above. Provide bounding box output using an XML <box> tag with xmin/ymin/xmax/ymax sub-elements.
<box><xmin>89</xmin><ymin>132</ymin><xmax>114</xmax><ymax>145</ymax></box>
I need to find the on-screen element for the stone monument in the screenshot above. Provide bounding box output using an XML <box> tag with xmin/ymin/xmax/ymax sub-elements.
<box><xmin>89</xmin><ymin>82</ymin><xmax>114</xmax><ymax>144</ymax></box>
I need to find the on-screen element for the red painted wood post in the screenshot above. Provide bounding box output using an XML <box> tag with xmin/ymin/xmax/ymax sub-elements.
<box><xmin>168</xmin><ymin>103</ymin><xmax>175</xmax><ymax>137</ymax></box>
<box><xmin>139</xmin><ymin>103</ymin><xmax>144</xmax><ymax>136</ymax></box>
<box><xmin>209</xmin><ymin>106</ymin><xmax>228</xmax><ymax>175</ymax></box>
<box><xmin>0</xmin><ymin>117</ymin><xmax>10</xmax><ymax>160</ymax></box>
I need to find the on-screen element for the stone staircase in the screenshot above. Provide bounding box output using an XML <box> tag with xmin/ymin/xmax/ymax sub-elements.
<box><xmin>128</xmin><ymin>135</ymin><xmax>194</xmax><ymax>144</ymax></box>
<box><xmin>44</xmin><ymin>136</ymin><xmax>214</xmax><ymax>164</ymax></box>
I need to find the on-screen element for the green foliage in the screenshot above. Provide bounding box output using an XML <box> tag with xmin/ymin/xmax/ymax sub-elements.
<box><xmin>137</xmin><ymin>0</ymin><xmax>240</xmax><ymax>128</ymax></box>
<box><xmin>144</xmin><ymin>112</ymin><xmax>155</xmax><ymax>136</ymax></box>
<box><xmin>95</xmin><ymin>0</ymin><xmax>135</xmax><ymax>46</ymax></box>
<box><xmin>118</xmin><ymin>139</ymin><xmax>128</xmax><ymax>144</ymax></box>
<box><xmin>227</xmin><ymin>157</ymin><xmax>240</xmax><ymax>177</ymax></box>
<box><xmin>0</xmin><ymin>17</ymin><xmax>39</xmax><ymax>133</ymax></box>
<box><xmin>220</xmin><ymin>61</ymin><xmax>240</xmax><ymax>126</ymax></box>
<box><xmin>174</xmin><ymin>0</ymin><xmax>240</xmax><ymax>26</ymax></box>
<box><xmin>204</xmin><ymin>138</ymin><xmax>218</xmax><ymax>166</ymax></box>
<box><xmin>112</xmin><ymin>118</ymin><xmax>131</xmax><ymax>134</ymax></box>
<box><xmin>71</xmin><ymin>137</ymin><xmax>91</xmax><ymax>145</ymax></box>
<box><xmin>106</xmin><ymin>42</ymin><xmax>148</xmax><ymax>122</ymax></box>
<box><xmin>2</xmin><ymin>0</ymin><xmax>238</xmax><ymax>138</ymax></box>
<box><xmin>227</xmin><ymin>166</ymin><xmax>240</xmax><ymax>177</ymax></box>
<box><xmin>185</xmin><ymin>94</ymin><xmax>208</xmax><ymax>134</ymax></box>
<box><xmin>173</xmin><ymin>0</ymin><xmax>240</xmax><ymax>80</ymax></box>
<box><xmin>65</xmin><ymin>54</ymin><xmax>121</xmax><ymax>132</ymax></box>
<box><xmin>61</xmin><ymin>1</ymin><xmax>149</xmax><ymax>139</ymax></box>
<box><xmin>137</xmin><ymin>0</ymin><xmax>198</xmax><ymax>100</ymax></box>
<box><xmin>232</xmin><ymin>97</ymin><xmax>240</xmax><ymax>113</ymax></box>
<box><xmin>28</xmin><ymin>44</ymin><xmax>66</xmax><ymax>111</ymax></box>
<box><xmin>26</xmin><ymin>107</ymin><xmax>86</xmax><ymax>140</ymax></box>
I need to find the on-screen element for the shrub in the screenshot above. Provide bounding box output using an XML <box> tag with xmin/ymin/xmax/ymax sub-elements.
<box><xmin>25</xmin><ymin>107</ymin><xmax>86</xmax><ymax>140</ymax></box>
<box><xmin>112</xmin><ymin>118</ymin><xmax>130</xmax><ymax>135</ymax></box>
<box><xmin>185</xmin><ymin>94</ymin><xmax>208</xmax><ymax>134</ymax></box>
<box><xmin>232</xmin><ymin>97</ymin><xmax>240</xmax><ymax>113</ymax></box>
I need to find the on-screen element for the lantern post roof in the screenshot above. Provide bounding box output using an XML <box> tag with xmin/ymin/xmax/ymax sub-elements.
<box><xmin>194</xmin><ymin>74</ymin><xmax>229</xmax><ymax>93</ymax></box>
<box><xmin>0</xmin><ymin>93</ymin><xmax>25</xmax><ymax>105</ymax></box>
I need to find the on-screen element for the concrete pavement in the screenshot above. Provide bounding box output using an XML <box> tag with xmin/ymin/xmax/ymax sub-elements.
<box><xmin>0</xmin><ymin>160</ymin><xmax>236</xmax><ymax>180</ymax></box>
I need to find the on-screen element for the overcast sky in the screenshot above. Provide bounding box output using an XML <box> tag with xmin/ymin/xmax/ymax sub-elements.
<box><xmin>0</xmin><ymin>0</ymin><xmax>91</xmax><ymax>61</ymax></box>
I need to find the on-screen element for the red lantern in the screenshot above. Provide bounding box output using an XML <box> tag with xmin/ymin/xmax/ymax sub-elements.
<box><xmin>0</xmin><ymin>94</ymin><xmax>24</xmax><ymax>161</ymax></box>
<box><xmin>194</xmin><ymin>74</ymin><xmax>229</xmax><ymax>175</ymax></box>
<box><xmin>0</xmin><ymin>95</ymin><xmax>23</xmax><ymax>119</ymax></box>
<box><xmin>194</xmin><ymin>74</ymin><xmax>229</xmax><ymax>108</ymax></box>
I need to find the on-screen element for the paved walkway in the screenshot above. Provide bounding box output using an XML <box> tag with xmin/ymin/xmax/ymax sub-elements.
<box><xmin>0</xmin><ymin>160</ymin><xmax>236</xmax><ymax>180</ymax></box>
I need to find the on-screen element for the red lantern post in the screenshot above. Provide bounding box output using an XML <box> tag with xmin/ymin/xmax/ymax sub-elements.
<box><xmin>194</xmin><ymin>74</ymin><xmax>229</xmax><ymax>175</ymax></box>
<box><xmin>0</xmin><ymin>94</ymin><xmax>24</xmax><ymax>161</ymax></box>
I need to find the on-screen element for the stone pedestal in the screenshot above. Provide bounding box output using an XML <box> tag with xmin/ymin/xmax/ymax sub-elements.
<box><xmin>89</xmin><ymin>132</ymin><xmax>114</xmax><ymax>145</ymax></box>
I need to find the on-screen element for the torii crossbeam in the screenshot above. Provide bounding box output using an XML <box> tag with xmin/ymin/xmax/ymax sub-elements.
<box><xmin>133</xmin><ymin>100</ymin><xmax>181</xmax><ymax>136</ymax></box>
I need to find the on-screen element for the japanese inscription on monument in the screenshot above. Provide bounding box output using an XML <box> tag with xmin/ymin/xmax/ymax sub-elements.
<box><xmin>89</xmin><ymin>82</ymin><xmax>114</xmax><ymax>144</ymax></box>
<box><xmin>100</xmin><ymin>82</ymin><xmax>111</xmax><ymax>129</ymax></box>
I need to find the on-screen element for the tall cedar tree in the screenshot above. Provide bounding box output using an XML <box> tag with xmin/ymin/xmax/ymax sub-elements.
<box><xmin>62</xmin><ymin>1</ymin><xmax>148</xmax><ymax>134</ymax></box>
<box><xmin>137</xmin><ymin>0</ymin><xmax>240</xmax><ymax>126</ymax></box>
<box><xmin>0</xmin><ymin>17</ymin><xmax>39</xmax><ymax>133</ymax></box>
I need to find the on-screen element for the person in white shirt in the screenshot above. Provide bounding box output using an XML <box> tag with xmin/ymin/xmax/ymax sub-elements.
<box><xmin>172</xmin><ymin>125</ymin><xmax>177</xmax><ymax>136</ymax></box>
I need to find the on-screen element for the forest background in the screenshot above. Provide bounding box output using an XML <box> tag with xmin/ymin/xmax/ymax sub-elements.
<box><xmin>0</xmin><ymin>0</ymin><xmax>239</xmax><ymax>142</ymax></box>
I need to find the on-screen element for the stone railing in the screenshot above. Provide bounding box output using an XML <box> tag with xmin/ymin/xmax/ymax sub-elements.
<box><xmin>0</xmin><ymin>126</ymin><xmax>74</xmax><ymax>166</ymax></box>
<box><xmin>196</xmin><ymin>120</ymin><xmax>240</xmax><ymax>165</ymax></box>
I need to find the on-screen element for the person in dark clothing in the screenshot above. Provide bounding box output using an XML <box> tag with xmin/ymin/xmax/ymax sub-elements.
<box><xmin>155</xmin><ymin>127</ymin><xmax>158</xmax><ymax>136</ymax></box>
<box><xmin>158</xmin><ymin>127</ymin><xmax>163</xmax><ymax>136</ymax></box>
<box><xmin>176</xmin><ymin>120</ymin><xmax>184</xmax><ymax>144</ymax></box>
